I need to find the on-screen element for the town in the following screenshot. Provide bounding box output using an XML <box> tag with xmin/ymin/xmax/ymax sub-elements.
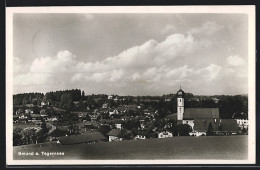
<box><xmin>13</xmin><ymin>88</ymin><xmax>248</xmax><ymax>146</ymax></box>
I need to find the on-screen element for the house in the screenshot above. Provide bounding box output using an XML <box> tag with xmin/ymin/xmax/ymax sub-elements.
<box><xmin>219</xmin><ymin>119</ymin><xmax>239</xmax><ymax>133</ymax></box>
<box><xmin>46</xmin><ymin>116</ymin><xmax>58</xmax><ymax>122</ymax></box>
<box><xmin>102</xmin><ymin>103</ymin><xmax>108</xmax><ymax>109</ymax></box>
<box><xmin>158</xmin><ymin>130</ymin><xmax>173</xmax><ymax>138</ymax></box>
<box><xmin>236</xmin><ymin>119</ymin><xmax>249</xmax><ymax>129</ymax></box>
<box><xmin>48</xmin><ymin>126</ymin><xmax>67</xmax><ymax>141</ymax></box>
<box><xmin>193</xmin><ymin>119</ymin><xmax>221</xmax><ymax>134</ymax></box>
<box><xmin>134</xmin><ymin>125</ymin><xmax>153</xmax><ymax>140</ymax></box>
<box><xmin>25</xmin><ymin>104</ymin><xmax>35</xmax><ymax>108</ymax></box>
<box><xmin>18</xmin><ymin>114</ymin><xmax>28</xmax><ymax>120</ymax></box>
<box><xmin>15</xmin><ymin>109</ymin><xmax>23</xmax><ymax>115</ymax></box>
<box><xmin>29</xmin><ymin>114</ymin><xmax>42</xmax><ymax>124</ymax></box>
<box><xmin>13</xmin><ymin>115</ymin><xmax>20</xmax><ymax>123</ymax></box>
<box><xmin>25</xmin><ymin>109</ymin><xmax>33</xmax><ymax>114</ymax></box>
<box><xmin>89</xmin><ymin>114</ymin><xmax>99</xmax><ymax>122</ymax></box>
<box><xmin>114</xmin><ymin>97</ymin><xmax>119</xmax><ymax>102</ymax></box>
<box><xmin>108</xmin><ymin>95</ymin><xmax>113</xmax><ymax>99</ymax></box>
<box><xmin>106</xmin><ymin>129</ymin><xmax>123</xmax><ymax>142</ymax></box>
<box><xmin>134</xmin><ymin>134</ymin><xmax>146</xmax><ymax>140</ymax></box>
<box><xmin>192</xmin><ymin>118</ymin><xmax>238</xmax><ymax>136</ymax></box>
<box><xmin>114</xmin><ymin>119</ymin><xmax>123</xmax><ymax>130</ymax></box>
<box><xmin>109</xmin><ymin>109</ymin><xmax>119</xmax><ymax>117</ymax></box>
<box><xmin>57</xmin><ymin>132</ymin><xmax>106</xmax><ymax>145</ymax></box>
<box><xmin>139</xmin><ymin>119</ymin><xmax>145</xmax><ymax>129</ymax></box>
<box><xmin>165</xmin><ymin>98</ymin><xmax>172</xmax><ymax>102</ymax></box>
<box><xmin>41</xmin><ymin>101</ymin><xmax>50</xmax><ymax>106</ymax></box>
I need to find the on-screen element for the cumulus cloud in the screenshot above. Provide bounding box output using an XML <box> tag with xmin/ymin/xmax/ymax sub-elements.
<box><xmin>227</xmin><ymin>55</ymin><xmax>246</xmax><ymax>66</ymax></box>
<box><xmin>13</xmin><ymin>32</ymin><xmax>247</xmax><ymax>95</ymax></box>
<box><xmin>188</xmin><ymin>21</ymin><xmax>224</xmax><ymax>35</ymax></box>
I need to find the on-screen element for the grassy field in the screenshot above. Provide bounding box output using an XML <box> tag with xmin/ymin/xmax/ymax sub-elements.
<box><xmin>13</xmin><ymin>135</ymin><xmax>248</xmax><ymax>160</ymax></box>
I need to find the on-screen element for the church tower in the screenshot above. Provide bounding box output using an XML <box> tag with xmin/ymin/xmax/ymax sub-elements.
<box><xmin>177</xmin><ymin>87</ymin><xmax>185</xmax><ymax>120</ymax></box>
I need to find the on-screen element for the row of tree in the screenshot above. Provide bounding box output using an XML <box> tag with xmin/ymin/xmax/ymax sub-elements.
<box><xmin>13</xmin><ymin>93</ymin><xmax>44</xmax><ymax>106</ymax></box>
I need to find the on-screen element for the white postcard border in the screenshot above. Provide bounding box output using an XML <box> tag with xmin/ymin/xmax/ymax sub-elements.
<box><xmin>6</xmin><ymin>5</ymin><xmax>256</xmax><ymax>165</ymax></box>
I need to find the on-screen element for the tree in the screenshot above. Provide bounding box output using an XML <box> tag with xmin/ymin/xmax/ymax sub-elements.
<box><xmin>207</xmin><ymin>122</ymin><xmax>214</xmax><ymax>136</ymax></box>
<box><xmin>118</xmin><ymin>129</ymin><xmax>133</xmax><ymax>140</ymax></box>
<box><xmin>98</xmin><ymin>125</ymin><xmax>111</xmax><ymax>137</ymax></box>
<box><xmin>177</xmin><ymin>124</ymin><xmax>192</xmax><ymax>136</ymax></box>
<box><xmin>166</xmin><ymin>119</ymin><xmax>178</xmax><ymax>136</ymax></box>
<box><xmin>85</xmin><ymin>114</ymin><xmax>91</xmax><ymax>121</ymax></box>
<box><xmin>60</xmin><ymin>93</ymin><xmax>74</xmax><ymax>110</ymax></box>
<box><xmin>68</xmin><ymin>122</ymin><xmax>79</xmax><ymax>135</ymax></box>
<box><xmin>21</xmin><ymin>128</ymin><xmax>37</xmax><ymax>144</ymax></box>
<box><xmin>68</xmin><ymin>112</ymin><xmax>79</xmax><ymax>123</ymax></box>
<box><xmin>13</xmin><ymin>128</ymin><xmax>23</xmax><ymax>146</ymax></box>
<box><xmin>41</xmin><ymin>119</ymin><xmax>48</xmax><ymax>135</ymax></box>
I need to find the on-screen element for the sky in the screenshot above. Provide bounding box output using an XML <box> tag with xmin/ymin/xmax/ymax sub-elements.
<box><xmin>13</xmin><ymin>13</ymin><xmax>248</xmax><ymax>96</ymax></box>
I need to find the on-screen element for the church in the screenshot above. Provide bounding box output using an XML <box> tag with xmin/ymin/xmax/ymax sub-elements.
<box><xmin>173</xmin><ymin>88</ymin><xmax>238</xmax><ymax>136</ymax></box>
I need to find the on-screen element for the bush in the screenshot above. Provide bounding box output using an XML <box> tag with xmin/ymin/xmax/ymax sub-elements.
<box><xmin>177</xmin><ymin>124</ymin><xmax>192</xmax><ymax>136</ymax></box>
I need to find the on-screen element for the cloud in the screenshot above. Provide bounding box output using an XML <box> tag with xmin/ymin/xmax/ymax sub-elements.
<box><xmin>195</xmin><ymin>64</ymin><xmax>222</xmax><ymax>81</ymax></box>
<box><xmin>161</xmin><ymin>24</ymin><xmax>176</xmax><ymax>34</ymax></box>
<box><xmin>227</xmin><ymin>55</ymin><xmax>246</xmax><ymax>66</ymax></box>
<box><xmin>188</xmin><ymin>21</ymin><xmax>224</xmax><ymax>35</ymax></box>
<box><xmin>14</xmin><ymin>32</ymin><xmax>247</xmax><ymax>95</ymax></box>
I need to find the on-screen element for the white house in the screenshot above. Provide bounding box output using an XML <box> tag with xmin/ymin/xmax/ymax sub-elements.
<box><xmin>158</xmin><ymin>131</ymin><xmax>173</xmax><ymax>138</ymax></box>
<box><xmin>115</xmin><ymin>123</ymin><xmax>122</xmax><ymax>130</ymax></box>
<box><xmin>109</xmin><ymin>109</ymin><xmax>119</xmax><ymax>116</ymax></box>
<box><xmin>189</xmin><ymin>131</ymin><xmax>206</xmax><ymax>137</ymax></box>
<box><xmin>108</xmin><ymin>95</ymin><xmax>113</xmax><ymax>100</ymax></box>
<box><xmin>106</xmin><ymin>129</ymin><xmax>122</xmax><ymax>142</ymax></box>
<box><xmin>236</xmin><ymin>119</ymin><xmax>249</xmax><ymax>129</ymax></box>
<box><xmin>134</xmin><ymin>135</ymin><xmax>146</xmax><ymax>140</ymax></box>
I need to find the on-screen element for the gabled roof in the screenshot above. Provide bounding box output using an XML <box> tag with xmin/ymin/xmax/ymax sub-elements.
<box><xmin>57</xmin><ymin>132</ymin><xmax>106</xmax><ymax>145</ymax></box>
<box><xmin>49</xmin><ymin>128</ymin><xmax>67</xmax><ymax>137</ymax></box>
<box><xmin>193</xmin><ymin>118</ymin><xmax>238</xmax><ymax>132</ymax></box>
<box><xmin>165</xmin><ymin>113</ymin><xmax>177</xmax><ymax>119</ymax></box>
<box><xmin>184</xmin><ymin>108</ymin><xmax>219</xmax><ymax>119</ymax></box>
<box><xmin>106</xmin><ymin>129</ymin><xmax>121</xmax><ymax>137</ymax></box>
<box><xmin>53</xmin><ymin>107</ymin><xmax>66</xmax><ymax>112</ymax></box>
<box><xmin>193</xmin><ymin>119</ymin><xmax>220</xmax><ymax>132</ymax></box>
<box><xmin>220</xmin><ymin>119</ymin><xmax>238</xmax><ymax>132</ymax></box>
<box><xmin>114</xmin><ymin>119</ymin><xmax>124</xmax><ymax>124</ymax></box>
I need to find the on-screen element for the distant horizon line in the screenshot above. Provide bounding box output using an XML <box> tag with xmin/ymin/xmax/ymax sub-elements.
<box><xmin>12</xmin><ymin>90</ymin><xmax>248</xmax><ymax>97</ymax></box>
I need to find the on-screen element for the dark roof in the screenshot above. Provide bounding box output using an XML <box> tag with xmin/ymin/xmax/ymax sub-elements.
<box><xmin>220</xmin><ymin>119</ymin><xmax>238</xmax><ymax>132</ymax></box>
<box><xmin>56</xmin><ymin>126</ymin><xmax>69</xmax><ymax>131</ymax></box>
<box><xmin>165</xmin><ymin>113</ymin><xmax>177</xmax><ymax>120</ymax></box>
<box><xmin>184</xmin><ymin>108</ymin><xmax>219</xmax><ymax>119</ymax></box>
<box><xmin>176</xmin><ymin>88</ymin><xmax>185</xmax><ymax>97</ymax></box>
<box><xmin>193</xmin><ymin>119</ymin><xmax>220</xmax><ymax>132</ymax></box>
<box><xmin>49</xmin><ymin>128</ymin><xmax>67</xmax><ymax>137</ymax></box>
<box><xmin>57</xmin><ymin>132</ymin><xmax>106</xmax><ymax>145</ymax></box>
<box><xmin>193</xmin><ymin>118</ymin><xmax>238</xmax><ymax>132</ymax></box>
<box><xmin>25</xmin><ymin>104</ymin><xmax>35</xmax><ymax>108</ymax></box>
<box><xmin>53</xmin><ymin>107</ymin><xmax>66</xmax><ymax>112</ymax></box>
<box><xmin>114</xmin><ymin>119</ymin><xmax>124</xmax><ymax>124</ymax></box>
<box><xmin>106</xmin><ymin>129</ymin><xmax>121</xmax><ymax>137</ymax></box>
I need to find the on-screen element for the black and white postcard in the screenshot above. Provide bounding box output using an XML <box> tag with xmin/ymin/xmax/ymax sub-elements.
<box><xmin>6</xmin><ymin>6</ymin><xmax>255</xmax><ymax>165</ymax></box>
